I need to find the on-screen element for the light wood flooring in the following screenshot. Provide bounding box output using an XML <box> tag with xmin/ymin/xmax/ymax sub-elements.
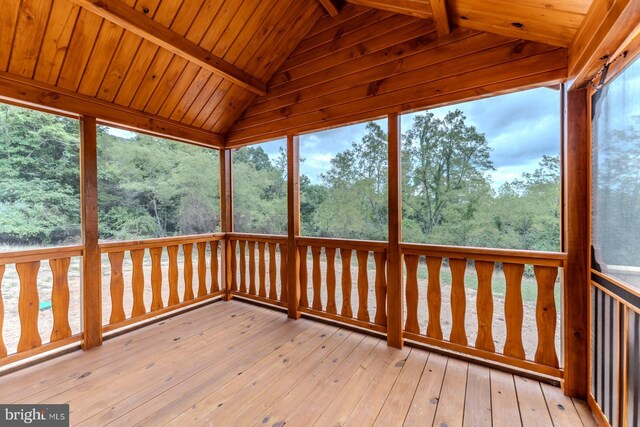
<box><xmin>0</xmin><ymin>301</ymin><xmax>598</xmax><ymax>426</ymax></box>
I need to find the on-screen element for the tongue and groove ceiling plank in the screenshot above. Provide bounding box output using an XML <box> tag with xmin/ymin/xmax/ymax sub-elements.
<box><xmin>0</xmin><ymin>0</ymin><xmax>325</xmax><ymax>142</ymax></box>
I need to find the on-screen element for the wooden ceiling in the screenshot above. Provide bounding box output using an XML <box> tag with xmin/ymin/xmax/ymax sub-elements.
<box><xmin>0</xmin><ymin>0</ymin><xmax>603</xmax><ymax>147</ymax></box>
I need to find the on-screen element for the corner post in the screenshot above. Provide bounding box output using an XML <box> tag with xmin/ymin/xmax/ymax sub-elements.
<box><xmin>387</xmin><ymin>113</ymin><xmax>404</xmax><ymax>348</ymax></box>
<box><xmin>220</xmin><ymin>148</ymin><xmax>234</xmax><ymax>301</ymax></box>
<box><xmin>80</xmin><ymin>116</ymin><xmax>102</xmax><ymax>350</ymax></box>
<box><xmin>563</xmin><ymin>88</ymin><xmax>590</xmax><ymax>398</ymax></box>
<box><xmin>287</xmin><ymin>135</ymin><xmax>301</xmax><ymax>319</ymax></box>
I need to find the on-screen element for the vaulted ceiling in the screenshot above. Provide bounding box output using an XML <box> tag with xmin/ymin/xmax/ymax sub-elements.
<box><xmin>0</xmin><ymin>0</ymin><xmax>598</xmax><ymax>147</ymax></box>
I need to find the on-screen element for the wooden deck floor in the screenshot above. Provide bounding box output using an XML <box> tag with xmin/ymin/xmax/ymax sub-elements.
<box><xmin>0</xmin><ymin>301</ymin><xmax>597</xmax><ymax>426</ymax></box>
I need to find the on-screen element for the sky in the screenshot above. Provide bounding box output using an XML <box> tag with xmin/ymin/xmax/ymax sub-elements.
<box><xmin>254</xmin><ymin>87</ymin><xmax>562</xmax><ymax>189</ymax></box>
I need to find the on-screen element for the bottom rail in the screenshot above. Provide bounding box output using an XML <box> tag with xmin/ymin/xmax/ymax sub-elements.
<box><xmin>403</xmin><ymin>331</ymin><xmax>563</xmax><ymax>379</ymax></box>
<box><xmin>103</xmin><ymin>291</ymin><xmax>225</xmax><ymax>334</ymax></box>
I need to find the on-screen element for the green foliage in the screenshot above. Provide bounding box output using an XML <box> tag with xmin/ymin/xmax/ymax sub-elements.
<box><xmin>0</xmin><ymin>104</ymin><xmax>220</xmax><ymax>244</ymax></box>
<box><xmin>1</xmin><ymin>102</ymin><xmax>561</xmax><ymax>253</ymax></box>
<box><xmin>0</xmin><ymin>104</ymin><xmax>80</xmax><ymax>244</ymax></box>
<box><xmin>233</xmin><ymin>146</ymin><xmax>288</xmax><ymax>235</ymax></box>
<box><xmin>96</xmin><ymin>127</ymin><xmax>220</xmax><ymax>240</ymax></box>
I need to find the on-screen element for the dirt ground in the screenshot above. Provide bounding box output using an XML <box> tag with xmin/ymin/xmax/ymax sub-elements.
<box><xmin>1</xmin><ymin>248</ymin><xmax>561</xmax><ymax>364</ymax></box>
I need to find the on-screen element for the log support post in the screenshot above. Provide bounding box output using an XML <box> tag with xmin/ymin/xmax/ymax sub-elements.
<box><xmin>287</xmin><ymin>135</ymin><xmax>301</xmax><ymax>319</ymax></box>
<box><xmin>80</xmin><ymin>116</ymin><xmax>102</xmax><ymax>350</ymax></box>
<box><xmin>387</xmin><ymin>113</ymin><xmax>404</xmax><ymax>348</ymax></box>
<box><xmin>220</xmin><ymin>149</ymin><xmax>234</xmax><ymax>301</ymax></box>
<box><xmin>563</xmin><ymin>88</ymin><xmax>590</xmax><ymax>398</ymax></box>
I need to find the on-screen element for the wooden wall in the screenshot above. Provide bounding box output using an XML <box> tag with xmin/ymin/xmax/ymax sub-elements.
<box><xmin>226</xmin><ymin>5</ymin><xmax>568</xmax><ymax>146</ymax></box>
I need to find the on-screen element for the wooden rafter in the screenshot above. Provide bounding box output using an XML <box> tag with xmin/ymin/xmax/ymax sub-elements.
<box><xmin>317</xmin><ymin>0</ymin><xmax>341</xmax><ymax>16</ymax></box>
<box><xmin>347</xmin><ymin>0</ymin><xmax>433</xmax><ymax>19</ymax></box>
<box><xmin>430</xmin><ymin>0</ymin><xmax>451</xmax><ymax>36</ymax></box>
<box><xmin>569</xmin><ymin>0</ymin><xmax>640</xmax><ymax>89</ymax></box>
<box><xmin>0</xmin><ymin>71</ymin><xmax>224</xmax><ymax>148</ymax></box>
<box><xmin>68</xmin><ymin>0</ymin><xmax>267</xmax><ymax>96</ymax></box>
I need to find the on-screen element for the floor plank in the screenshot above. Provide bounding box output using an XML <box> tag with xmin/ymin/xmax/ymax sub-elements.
<box><xmin>541</xmin><ymin>383</ymin><xmax>585</xmax><ymax>426</ymax></box>
<box><xmin>463</xmin><ymin>364</ymin><xmax>492</xmax><ymax>427</ymax></box>
<box><xmin>313</xmin><ymin>341</ymin><xmax>410</xmax><ymax>427</ymax></box>
<box><xmin>491</xmin><ymin>369</ymin><xmax>523</xmax><ymax>427</ymax></box>
<box><xmin>374</xmin><ymin>348</ymin><xmax>429</xmax><ymax>426</ymax></box>
<box><xmin>432</xmin><ymin>357</ymin><xmax>468</xmax><ymax>427</ymax></box>
<box><xmin>403</xmin><ymin>352</ymin><xmax>447</xmax><ymax>426</ymax></box>
<box><xmin>572</xmin><ymin>398</ymin><xmax>599</xmax><ymax>427</ymax></box>
<box><xmin>0</xmin><ymin>301</ymin><xmax>599</xmax><ymax>427</ymax></box>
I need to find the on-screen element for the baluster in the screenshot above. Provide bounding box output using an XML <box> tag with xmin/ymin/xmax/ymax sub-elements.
<box><xmin>374</xmin><ymin>251</ymin><xmax>387</xmax><ymax>326</ymax></box>
<box><xmin>239</xmin><ymin>241</ymin><xmax>247</xmax><ymax>293</ymax></box>
<box><xmin>167</xmin><ymin>245</ymin><xmax>180</xmax><ymax>305</ymax></box>
<box><xmin>311</xmin><ymin>247</ymin><xmax>323</xmax><ymax>310</ymax></box>
<box><xmin>404</xmin><ymin>255</ymin><xmax>420</xmax><ymax>334</ymax></box>
<box><xmin>108</xmin><ymin>252</ymin><xmax>126</xmax><ymax>323</ymax></box>
<box><xmin>49</xmin><ymin>258</ymin><xmax>72</xmax><ymax>341</ymax></box>
<box><xmin>131</xmin><ymin>249</ymin><xmax>146</xmax><ymax>317</ymax></box>
<box><xmin>426</xmin><ymin>257</ymin><xmax>443</xmax><ymax>340</ymax></box>
<box><xmin>325</xmin><ymin>247</ymin><xmax>337</xmax><ymax>314</ymax></box>
<box><xmin>534</xmin><ymin>265</ymin><xmax>559</xmax><ymax>368</ymax></box>
<box><xmin>229</xmin><ymin>240</ymin><xmax>237</xmax><ymax>292</ymax></box>
<box><xmin>182</xmin><ymin>244</ymin><xmax>194</xmax><ymax>301</ymax></box>
<box><xmin>503</xmin><ymin>263</ymin><xmax>525</xmax><ymax>359</ymax></box>
<box><xmin>356</xmin><ymin>250</ymin><xmax>369</xmax><ymax>322</ymax></box>
<box><xmin>197</xmin><ymin>242</ymin><xmax>207</xmax><ymax>297</ymax></box>
<box><xmin>269</xmin><ymin>242</ymin><xmax>278</xmax><ymax>300</ymax></box>
<box><xmin>299</xmin><ymin>245</ymin><xmax>309</xmax><ymax>308</ymax></box>
<box><xmin>248</xmin><ymin>241</ymin><xmax>256</xmax><ymax>295</ymax></box>
<box><xmin>210</xmin><ymin>240</ymin><xmax>219</xmax><ymax>293</ymax></box>
<box><xmin>16</xmin><ymin>261</ymin><xmax>42</xmax><ymax>352</ymax></box>
<box><xmin>340</xmin><ymin>248</ymin><xmax>352</xmax><ymax>318</ymax></box>
<box><xmin>258</xmin><ymin>242</ymin><xmax>267</xmax><ymax>298</ymax></box>
<box><xmin>150</xmin><ymin>247</ymin><xmax>163</xmax><ymax>311</ymax></box>
<box><xmin>449</xmin><ymin>258</ymin><xmax>467</xmax><ymax>346</ymax></box>
<box><xmin>475</xmin><ymin>261</ymin><xmax>495</xmax><ymax>352</ymax></box>
<box><xmin>0</xmin><ymin>265</ymin><xmax>5</xmax><ymax>357</ymax></box>
<box><xmin>279</xmin><ymin>244</ymin><xmax>288</xmax><ymax>303</ymax></box>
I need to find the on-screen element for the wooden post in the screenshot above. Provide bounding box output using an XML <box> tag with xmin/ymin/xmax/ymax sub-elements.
<box><xmin>220</xmin><ymin>148</ymin><xmax>234</xmax><ymax>301</ymax></box>
<box><xmin>287</xmin><ymin>135</ymin><xmax>301</xmax><ymax>319</ymax></box>
<box><xmin>387</xmin><ymin>113</ymin><xmax>404</xmax><ymax>348</ymax></box>
<box><xmin>80</xmin><ymin>116</ymin><xmax>102</xmax><ymax>350</ymax></box>
<box><xmin>563</xmin><ymin>88</ymin><xmax>589</xmax><ymax>398</ymax></box>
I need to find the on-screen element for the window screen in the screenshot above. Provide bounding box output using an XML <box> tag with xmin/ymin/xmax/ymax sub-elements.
<box><xmin>591</xmin><ymin>58</ymin><xmax>640</xmax><ymax>289</ymax></box>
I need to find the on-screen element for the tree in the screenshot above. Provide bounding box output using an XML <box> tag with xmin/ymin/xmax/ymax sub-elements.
<box><xmin>402</xmin><ymin>110</ymin><xmax>494</xmax><ymax>243</ymax></box>
<box><xmin>0</xmin><ymin>104</ymin><xmax>81</xmax><ymax>244</ymax></box>
<box><xmin>312</xmin><ymin>122</ymin><xmax>388</xmax><ymax>240</ymax></box>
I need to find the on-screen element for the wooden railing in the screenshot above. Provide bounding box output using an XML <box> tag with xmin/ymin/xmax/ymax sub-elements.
<box><xmin>228</xmin><ymin>233</ymin><xmax>288</xmax><ymax>307</ymax></box>
<box><xmin>0</xmin><ymin>234</ymin><xmax>570</xmax><ymax>382</ymax></box>
<box><xmin>99</xmin><ymin>234</ymin><xmax>225</xmax><ymax>332</ymax></box>
<box><xmin>296</xmin><ymin>237</ymin><xmax>388</xmax><ymax>333</ymax></box>
<box><xmin>400</xmin><ymin>243</ymin><xmax>566</xmax><ymax>378</ymax></box>
<box><xmin>590</xmin><ymin>269</ymin><xmax>640</xmax><ymax>426</ymax></box>
<box><xmin>0</xmin><ymin>246</ymin><xmax>84</xmax><ymax>366</ymax></box>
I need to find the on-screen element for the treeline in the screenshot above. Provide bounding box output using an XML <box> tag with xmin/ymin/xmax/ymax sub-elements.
<box><xmin>0</xmin><ymin>104</ymin><xmax>221</xmax><ymax>244</ymax></box>
<box><xmin>1</xmin><ymin>103</ymin><xmax>561</xmax><ymax>252</ymax></box>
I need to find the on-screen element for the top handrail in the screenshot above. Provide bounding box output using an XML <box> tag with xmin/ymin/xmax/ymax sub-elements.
<box><xmin>400</xmin><ymin>242</ymin><xmax>566</xmax><ymax>267</ymax></box>
<box><xmin>227</xmin><ymin>232</ymin><xmax>288</xmax><ymax>243</ymax></box>
<box><xmin>99</xmin><ymin>233</ymin><xmax>225</xmax><ymax>253</ymax></box>
<box><xmin>296</xmin><ymin>236</ymin><xmax>388</xmax><ymax>252</ymax></box>
<box><xmin>0</xmin><ymin>245</ymin><xmax>84</xmax><ymax>264</ymax></box>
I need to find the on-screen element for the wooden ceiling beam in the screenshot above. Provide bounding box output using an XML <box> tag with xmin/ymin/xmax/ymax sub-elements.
<box><xmin>347</xmin><ymin>0</ymin><xmax>433</xmax><ymax>19</ymax></box>
<box><xmin>568</xmin><ymin>0</ymin><xmax>640</xmax><ymax>89</ymax></box>
<box><xmin>0</xmin><ymin>71</ymin><xmax>224</xmax><ymax>148</ymax></box>
<box><xmin>430</xmin><ymin>0</ymin><xmax>450</xmax><ymax>36</ymax></box>
<box><xmin>68</xmin><ymin>0</ymin><xmax>266</xmax><ymax>96</ymax></box>
<box><xmin>317</xmin><ymin>0</ymin><xmax>341</xmax><ymax>17</ymax></box>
